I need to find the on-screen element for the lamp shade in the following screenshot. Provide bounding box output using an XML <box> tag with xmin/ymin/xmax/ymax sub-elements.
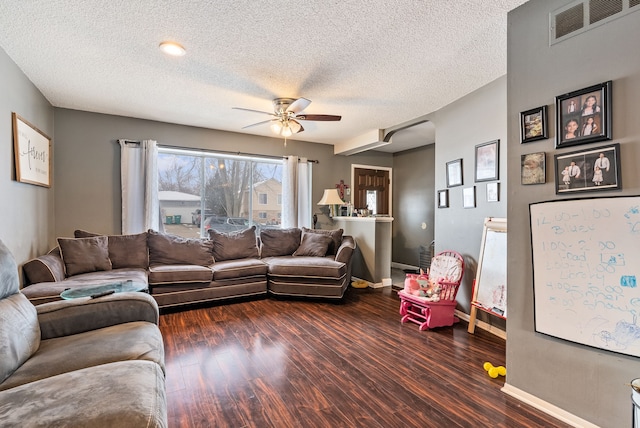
<box><xmin>317</xmin><ymin>188</ymin><xmax>344</xmax><ymax>205</ymax></box>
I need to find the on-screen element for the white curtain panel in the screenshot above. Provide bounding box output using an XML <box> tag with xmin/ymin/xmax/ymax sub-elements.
<box><xmin>119</xmin><ymin>139</ymin><xmax>159</xmax><ymax>234</ymax></box>
<box><xmin>282</xmin><ymin>156</ymin><xmax>312</xmax><ymax>228</ymax></box>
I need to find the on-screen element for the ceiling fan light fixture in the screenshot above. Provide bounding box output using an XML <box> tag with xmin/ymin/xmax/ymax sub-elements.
<box><xmin>281</xmin><ymin>124</ymin><xmax>293</xmax><ymax>138</ymax></box>
<box><xmin>270</xmin><ymin>122</ymin><xmax>283</xmax><ymax>134</ymax></box>
<box><xmin>159</xmin><ymin>41</ymin><xmax>186</xmax><ymax>56</ymax></box>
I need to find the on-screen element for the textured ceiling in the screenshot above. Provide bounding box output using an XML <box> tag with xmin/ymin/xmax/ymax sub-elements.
<box><xmin>0</xmin><ymin>0</ymin><xmax>527</xmax><ymax>151</ymax></box>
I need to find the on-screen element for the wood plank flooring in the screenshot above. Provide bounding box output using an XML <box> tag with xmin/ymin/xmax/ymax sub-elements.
<box><xmin>159</xmin><ymin>287</ymin><xmax>571</xmax><ymax>428</ymax></box>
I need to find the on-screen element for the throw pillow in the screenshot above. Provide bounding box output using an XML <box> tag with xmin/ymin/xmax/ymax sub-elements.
<box><xmin>293</xmin><ymin>233</ymin><xmax>333</xmax><ymax>257</ymax></box>
<box><xmin>301</xmin><ymin>227</ymin><xmax>343</xmax><ymax>255</ymax></box>
<box><xmin>74</xmin><ymin>229</ymin><xmax>149</xmax><ymax>269</ymax></box>
<box><xmin>57</xmin><ymin>236</ymin><xmax>112</xmax><ymax>277</ymax></box>
<box><xmin>208</xmin><ymin>226</ymin><xmax>259</xmax><ymax>261</ymax></box>
<box><xmin>147</xmin><ymin>230</ymin><xmax>214</xmax><ymax>266</ymax></box>
<box><xmin>259</xmin><ymin>228</ymin><xmax>301</xmax><ymax>258</ymax></box>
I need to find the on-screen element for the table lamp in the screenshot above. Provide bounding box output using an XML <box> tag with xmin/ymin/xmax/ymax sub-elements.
<box><xmin>317</xmin><ymin>188</ymin><xmax>344</xmax><ymax>217</ymax></box>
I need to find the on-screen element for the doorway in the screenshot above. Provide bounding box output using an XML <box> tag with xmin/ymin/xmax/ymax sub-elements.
<box><xmin>351</xmin><ymin>165</ymin><xmax>392</xmax><ymax>215</ymax></box>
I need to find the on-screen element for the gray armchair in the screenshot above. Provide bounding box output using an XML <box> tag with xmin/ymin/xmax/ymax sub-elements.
<box><xmin>0</xmin><ymin>239</ymin><xmax>167</xmax><ymax>427</ymax></box>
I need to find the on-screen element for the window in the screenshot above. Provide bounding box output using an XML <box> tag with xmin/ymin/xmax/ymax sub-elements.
<box><xmin>277</xmin><ymin>194</ymin><xmax>282</xmax><ymax>205</ymax></box>
<box><xmin>157</xmin><ymin>148</ymin><xmax>283</xmax><ymax>238</ymax></box>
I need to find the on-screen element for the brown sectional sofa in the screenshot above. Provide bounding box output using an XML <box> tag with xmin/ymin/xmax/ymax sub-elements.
<box><xmin>20</xmin><ymin>226</ymin><xmax>356</xmax><ymax>309</ymax></box>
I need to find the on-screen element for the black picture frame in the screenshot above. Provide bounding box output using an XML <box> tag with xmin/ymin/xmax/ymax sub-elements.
<box><xmin>521</xmin><ymin>152</ymin><xmax>546</xmax><ymax>185</ymax></box>
<box><xmin>446</xmin><ymin>158</ymin><xmax>463</xmax><ymax>188</ymax></box>
<box><xmin>474</xmin><ymin>140</ymin><xmax>499</xmax><ymax>182</ymax></box>
<box><xmin>520</xmin><ymin>106</ymin><xmax>548</xmax><ymax>143</ymax></box>
<box><xmin>486</xmin><ymin>182</ymin><xmax>499</xmax><ymax>202</ymax></box>
<box><xmin>555</xmin><ymin>81</ymin><xmax>612</xmax><ymax>148</ymax></box>
<box><xmin>554</xmin><ymin>143</ymin><xmax>621</xmax><ymax>194</ymax></box>
<box><xmin>437</xmin><ymin>189</ymin><xmax>449</xmax><ymax>208</ymax></box>
<box><xmin>463</xmin><ymin>186</ymin><xmax>476</xmax><ymax>208</ymax></box>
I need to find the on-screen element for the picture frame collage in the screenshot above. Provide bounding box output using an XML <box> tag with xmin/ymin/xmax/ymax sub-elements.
<box><xmin>440</xmin><ymin>140</ymin><xmax>500</xmax><ymax>209</ymax></box>
<box><xmin>519</xmin><ymin>80</ymin><xmax>619</xmax><ymax>194</ymax></box>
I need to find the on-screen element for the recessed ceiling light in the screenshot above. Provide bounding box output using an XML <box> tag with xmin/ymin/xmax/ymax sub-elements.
<box><xmin>159</xmin><ymin>41</ymin><xmax>186</xmax><ymax>56</ymax></box>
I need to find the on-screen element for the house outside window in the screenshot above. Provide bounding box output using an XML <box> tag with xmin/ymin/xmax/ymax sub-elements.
<box><xmin>258</xmin><ymin>193</ymin><xmax>267</xmax><ymax>204</ymax></box>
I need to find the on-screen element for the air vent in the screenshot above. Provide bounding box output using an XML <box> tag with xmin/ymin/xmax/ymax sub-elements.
<box><xmin>590</xmin><ymin>0</ymin><xmax>622</xmax><ymax>24</ymax></box>
<box><xmin>551</xmin><ymin>0</ymin><xmax>640</xmax><ymax>44</ymax></box>
<box><xmin>555</xmin><ymin>4</ymin><xmax>584</xmax><ymax>38</ymax></box>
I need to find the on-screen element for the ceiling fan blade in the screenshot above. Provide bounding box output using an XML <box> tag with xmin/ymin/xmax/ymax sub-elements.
<box><xmin>296</xmin><ymin>114</ymin><xmax>342</xmax><ymax>121</ymax></box>
<box><xmin>289</xmin><ymin>119</ymin><xmax>304</xmax><ymax>134</ymax></box>
<box><xmin>242</xmin><ymin>119</ymin><xmax>277</xmax><ymax>129</ymax></box>
<box><xmin>232</xmin><ymin>107</ymin><xmax>275</xmax><ymax>117</ymax></box>
<box><xmin>286</xmin><ymin>98</ymin><xmax>312</xmax><ymax>114</ymax></box>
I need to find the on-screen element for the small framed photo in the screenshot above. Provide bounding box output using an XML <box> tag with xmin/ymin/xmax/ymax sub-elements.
<box><xmin>446</xmin><ymin>158</ymin><xmax>463</xmax><ymax>188</ymax></box>
<box><xmin>555</xmin><ymin>81</ymin><xmax>612</xmax><ymax>148</ymax></box>
<box><xmin>520</xmin><ymin>106</ymin><xmax>548</xmax><ymax>143</ymax></box>
<box><xmin>521</xmin><ymin>152</ymin><xmax>546</xmax><ymax>185</ymax></box>
<box><xmin>475</xmin><ymin>140</ymin><xmax>499</xmax><ymax>182</ymax></box>
<box><xmin>554</xmin><ymin>143</ymin><xmax>620</xmax><ymax>194</ymax></box>
<box><xmin>12</xmin><ymin>113</ymin><xmax>52</xmax><ymax>188</ymax></box>
<box><xmin>437</xmin><ymin>189</ymin><xmax>449</xmax><ymax>208</ymax></box>
<box><xmin>463</xmin><ymin>186</ymin><xmax>476</xmax><ymax>208</ymax></box>
<box><xmin>486</xmin><ymin>182</ymin><xmax>499</xmax><ymax>202</ymax></box>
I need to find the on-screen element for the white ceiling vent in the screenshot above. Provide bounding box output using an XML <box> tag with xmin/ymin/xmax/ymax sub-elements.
<box><xmin>551</xmin><ymin>0</ymin><xmax>640</xmax><ymax>44</ymax></box>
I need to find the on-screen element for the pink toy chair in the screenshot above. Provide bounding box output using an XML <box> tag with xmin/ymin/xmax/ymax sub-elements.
<box><xmin>398</xmin><ymin>250</ymin><xmax>464</xmax><ymax>330</ymax></box>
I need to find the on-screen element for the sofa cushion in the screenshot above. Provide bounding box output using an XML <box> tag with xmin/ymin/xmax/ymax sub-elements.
<box><xmin>208</xmin><ymin>226</ymin><xmax>259</xmax><ymax>261</ymax></box>
<box><xmin>293</xmin><ymin>233</ymin><xmax>333</xmax><ymax>257</ymax></box>
<box><xmin>211</xmin><ymin>258</ymin><xmax>268</xmax><ymax>281</ymax></box>
<box><xmin>301</xmin><ymin>227</ymin><xmax>343</xmax><ymax>255</ymax></box>
<box><xmin>0</xmin><ymin>360</ymin><xmax>167</xmax><ymax>428</ymax></box>
<box><xmin>148</xmin><ymin>264</ymin><xmax>213</xmax><ymax>285</ymax></box>
<box><xmin>57</xmin><ymin>236</ymin><xmax>112</xmax><ymax>277</ymax></box>
<box><xmin>260</xmin><ymin>228</ymin><xmax>301</xmax><ymax>257</ymax></box>
<box><xmin>22</xmin><ymin>252</ymin><xmax>66</xmax><ymax>285</ymax></box>
<box><xmin>265</xmin><ymin>256</ymin><xmax>347</xmax><ymax>279</ymax></box>
<box><xmin>0</xmin><ymin>321</ymin><xmax>164</xmax><ymax>391</ymax></box>
<box><xmin>147</xmin><ymin>230</ymin><xmax>213</xmax><ymax>266</ymax></box>
<box><xmin>74</xmin><ymin>230</ymin><xmax>149</xmax><ymax>269</ymax></box>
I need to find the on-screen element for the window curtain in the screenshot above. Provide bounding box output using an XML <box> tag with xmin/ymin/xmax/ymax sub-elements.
<box><xmin>282</xmin><ymin>156</ymin><xmax>312</xmax><ymax>228</ymax></box>
<box><xmin>119</xmin><ymin>139</ymin><xmax>160</xmax><ymax>234</ymax></box>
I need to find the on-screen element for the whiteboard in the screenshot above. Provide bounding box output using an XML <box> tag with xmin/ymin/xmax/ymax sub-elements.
<box><xmin>530</xmin><ymin>197</ymin><xmax>640</xmax><ymax>358</ymax></box>
<box><xmin>473</xmin><ymin>218</ymin><xmax>507</xmax><ymax>317</ymax></box>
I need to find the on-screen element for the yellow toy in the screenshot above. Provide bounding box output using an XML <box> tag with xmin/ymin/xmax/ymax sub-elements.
<box><xmin>483</xmin><ymin>362</ymin><xmax>506</xmax><ymax>378</ymax></box>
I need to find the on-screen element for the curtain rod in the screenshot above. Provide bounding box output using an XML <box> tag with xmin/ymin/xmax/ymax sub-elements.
<box><xmin>116</xmin><ymin>140</ymin><xmax>318</xmax><ymax>163</ymax></box>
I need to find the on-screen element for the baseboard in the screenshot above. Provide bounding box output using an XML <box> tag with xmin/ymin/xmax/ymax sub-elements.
<box><xmin>501</xmin><ymin>383</ymin><xmax>600</xmax><ymax>428</ymax></box>
<box><xmin>352</xmin><ymin>276</ymin><xmax>392</xmax><ymax>288</ymax></box>
<box><xmin>391</xmin><ymin>262</ymin><xmax>419</xmax><ymax>271</ymax></box>
<box><xmin>454</xmin><ymin>310</ymin><xmax>507</xmax><ymax>340</ymax></box>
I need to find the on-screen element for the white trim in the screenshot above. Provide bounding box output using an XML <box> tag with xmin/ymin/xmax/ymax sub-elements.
<box><xmin>391</xmin><ymin>261</ymin><xmax>419</xmax><ymax>271</ymax></box>
<box><xmin>454</xmin><ymin>310</ymin><xmax>506</xmax><ymax>340</ymax></box>
<box><xmin>501</xmin><ymin>383</ymin><xmax>600</xmax><ymax>428</ymax></box>
<box><xmin>350</xmin><ymin>163</ymin><xmax>393</xmax><ymax>217</ymax></box>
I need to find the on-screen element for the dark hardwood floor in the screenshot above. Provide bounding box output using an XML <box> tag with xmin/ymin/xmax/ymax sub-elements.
<box><xmin>159</xmin><ymin>287</ymin><xmax>570</xmax><ymax>428</ymax></box>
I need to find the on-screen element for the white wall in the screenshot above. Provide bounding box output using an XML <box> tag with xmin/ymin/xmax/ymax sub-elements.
<box><xmin>0</xmin><ymin>47</ymin><xmax>54</xmax><ymax>269</ymax></box>
<box><xmin>507</xmin><ymin>2</ymin><xmax>640</xmax><ymax>427</ymax></box>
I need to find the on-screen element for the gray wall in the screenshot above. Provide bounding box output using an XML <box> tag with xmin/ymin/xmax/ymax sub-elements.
<box><xmin>507</xmin><ymin>2</ymin><xmax>640</xmax><ymax>427</ymax></box>
<box><xmin>53</xmin><ymin>108</ymin><xmax>392</xmax><ymax>240</ymax></box>
<box><xmin>0</xmin><ymin>47</ymin><xmax>54</xmax><ymax>267</ymax></box>
<box><xmin>391</xmin><ymin>144</ymin><xmax>435</xmax><ymax>267</ymax></box>
<box><xmin>430</xmin><ymin>76</ymin><xmax>508</xmax><ymax>316</ymax></box>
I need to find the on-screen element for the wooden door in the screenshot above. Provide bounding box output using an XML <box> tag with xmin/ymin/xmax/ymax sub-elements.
<box><xmin>353</xmin><ymin>168</ymin><xmax>389</xmax><ymax>214</ymax></box>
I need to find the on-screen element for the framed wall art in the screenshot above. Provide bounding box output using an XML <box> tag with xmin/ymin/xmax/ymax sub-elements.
<box><xmin>463</xmin><ymin>186</ymin><xmax>476</xmax><ymax>208</ymax></box>
<box><xmin>12</xmin><ymin>113</ymin><xmax>52</xmax><ymax>188</ymax></box>
<box><xmin>486</xmin><ymin>182</ymin><xmax>499</xmax><ymax>202</ymax></box>
<box><xmin>521</xmin><ymin>152</ymin><xmax>546</xmax><ymax>185</ymax></box>
<box><xmin>437</xmin><ymin>189</ymin><xmax>449</xmax><ymax>208</ymax></box>
<box><xmin>446</xmin><ymin>158</ymin><xmax>463</xmax><ymax>188</ymax></box>
<box><xmin>474</xmin><ymin>140</ymin><xmax>499</xmax><ymax>182</ymax></box>
<box><xmin>520</xmin><ymin>106</ymin><xmax>547</xmax><ymax>143</ymax></box>
<box><xmin>555</xmin><ymin>80</ymin><xmax>612</xmax><ymax>148</ymax></box>
<box><xmin>554</xmin><ymin>143</ymin><xmax>620</xmax><ymax>194</ymax></box>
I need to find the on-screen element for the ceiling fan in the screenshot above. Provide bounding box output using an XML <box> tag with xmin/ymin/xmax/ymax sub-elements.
<box><xmin>233</xmin><ymin>97</ymin><xmax>341</xmax><ymax>138</ymax></box>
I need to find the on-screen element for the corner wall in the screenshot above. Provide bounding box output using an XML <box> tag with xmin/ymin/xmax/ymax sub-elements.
<box><xmin>431</xmin><ymin>76</ymin><xmax>508</xmax><ymax>317</ymax></box>
<box><xmin>0</xmin><ymin>47</ymin><xmax>54</xmax><ymax>266</ymax></box>
<box><xmin>507</xmin><ymin>2</ymin><xmax>640</xmax><ymax>427</ymax></box>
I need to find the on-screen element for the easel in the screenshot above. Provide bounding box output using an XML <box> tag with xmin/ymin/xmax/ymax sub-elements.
<box><xmin>468</xmin><ymin>217</ymin><xmax>507</xmax><ymax>334</ymax></box>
